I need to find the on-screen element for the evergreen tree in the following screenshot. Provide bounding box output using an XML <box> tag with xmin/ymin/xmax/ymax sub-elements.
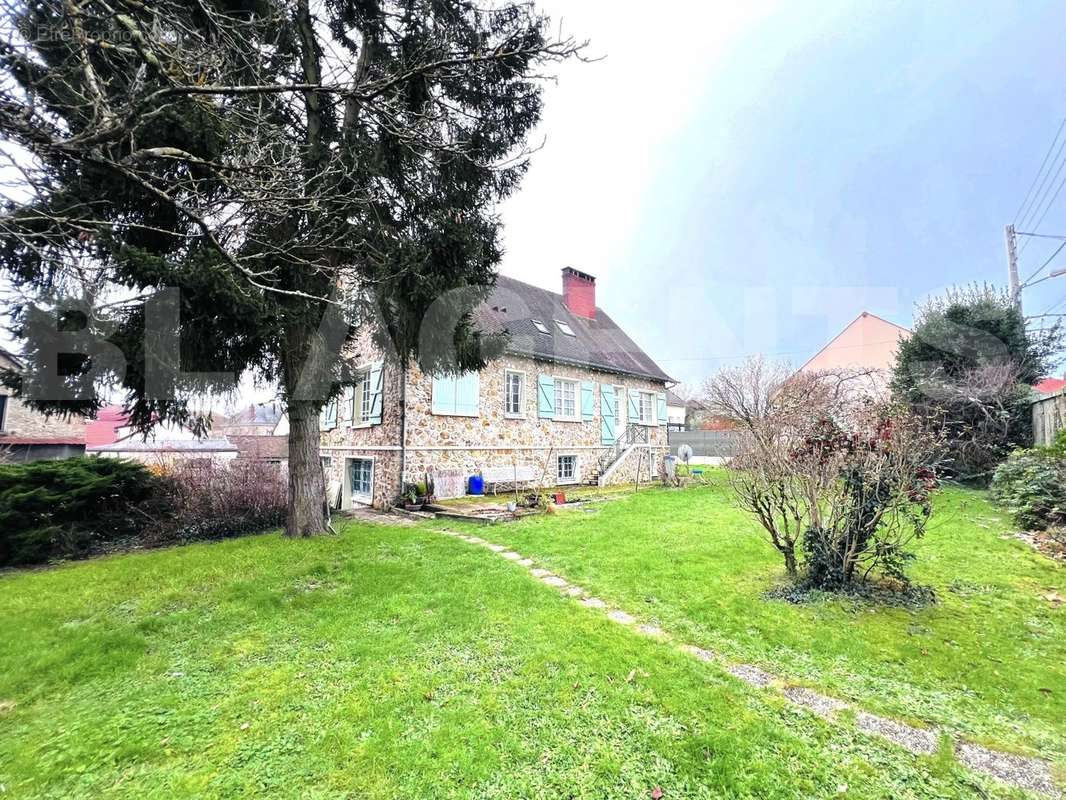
<box><xmin>892</xmin><ymin>284</ymin><xmax>1062</xmax><ymax>481</ymax></box>
<box><xmin>0</xmin><ymin>0</ymin><xmax>582</xmax><ymax>534</ymax></box>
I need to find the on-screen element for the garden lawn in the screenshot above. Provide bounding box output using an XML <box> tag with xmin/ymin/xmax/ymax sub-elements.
<box><xmin>465</xmin><ymin>473</ymin><xmax>1066</xmax><ymax>772</ymax></box>
<box><xmin>0</xmin><ymin>517</ymin><xmax>1032</xmax><ymax>799</ymax></box>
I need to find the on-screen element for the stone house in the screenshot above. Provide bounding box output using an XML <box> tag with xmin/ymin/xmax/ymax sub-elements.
<box><xmin>0</xmin><ymin>346</ymin><xmax>89</xmax><ymax>462</ymax></box>
<box><xmin>321</xmin><ymin>269</ymin><xmax>673</xmax><ymax>509</ymax></box>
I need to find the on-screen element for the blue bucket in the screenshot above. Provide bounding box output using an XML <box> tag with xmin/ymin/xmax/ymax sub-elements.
<box><xmin>468</xmin><ymin>474</ymin><xmax>485</xmax><ymax>495</ymax></box>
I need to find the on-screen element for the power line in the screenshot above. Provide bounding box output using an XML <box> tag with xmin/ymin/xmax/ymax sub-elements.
<box><xmin>1021</xmin><ymin>238</ymin><xmax>1066</xmax><ymax>287</ymax></box>
<box><xmin>1014</xmin><ymin>116</ymin><xmax>1066</xmax><ymax>225</ymax></box>
<box><xmin>1025</xmin><ymin>166</ymin><xmax>1066</xmax><ymax>237</ymax></box>
<box><xmin>1018</xmin><ymin>121</ymin><xmax>1066</xmax><ymax>233</ymax></box>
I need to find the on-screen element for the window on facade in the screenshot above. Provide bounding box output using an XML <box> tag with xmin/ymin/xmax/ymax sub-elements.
<box><xmin>505</xmin><ymin>371</ymin><xmax>524</xmax><ymax>417</ymax></box>
<box><xmin>321</xmin><ymin>456</ymin><xmax>332</xmax><ymax>475</ymax></box>
<box><xmin>640</xmin><ymin>391</ymin><xmax>654</xmax><ymax>424</ymax></box>
<box><xmin>360</xmin><ymin>371</ymin><xmax>372</xmax><ymax>422</ymax></box>
<box><xmin>0</xmin><ymin>394</ymin><xmax>6</xmax><ymax>431</ymax></box>
<box><xmin>554</xmin><ymin>378</ymin><xmax>577</xmax><ymax>420</ymax></box>
<box><xmin>555</xmin><ymin>320</ymin><xmax>575</xmax><ymax>336</ymax></box>
<box><xmin>557</xmin><ymin>454</ymin><xmax>577</xmax><ymax>483</ymax></box>
<box><xmin>431</xmin><ymin>372</ymin><xmax>479</xmax><ymax>416</ymax></box>
<box><xmin>531</xmin><ymin>319</ymin><xmax>550</xmax><ymax>334</ymax></box>
<box><xmin>349</xmin><ymin>458</ymin><xmax>373</xmax><ymax>499</ymax></box>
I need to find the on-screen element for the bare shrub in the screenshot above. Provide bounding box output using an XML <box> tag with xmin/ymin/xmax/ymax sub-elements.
<box><xmin>728</xmin><ymin>371</ymin><xmax>942</xmax><ymax>589</ymax></box>
<box><xmin>154</xmin><ymin>460</ymin><xmax>287</xmax><ymax>543</ymax></box>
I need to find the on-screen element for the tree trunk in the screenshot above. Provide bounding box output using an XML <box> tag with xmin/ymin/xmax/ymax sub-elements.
<box><xmin>784</xmin><ymin>548</ymin><xmax>797</xmax><ymax>577</ymax></box>
<box><xmin>286</xmin><ymin>399</ymin><xmax>328</xmax><ymax>536</ymax></box>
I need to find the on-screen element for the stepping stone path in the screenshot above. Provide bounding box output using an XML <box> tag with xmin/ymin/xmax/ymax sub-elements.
<box><xmin>435</xmin><ymin>527</ymin><xmax>1062</xmax><ymax>798</ymax></box>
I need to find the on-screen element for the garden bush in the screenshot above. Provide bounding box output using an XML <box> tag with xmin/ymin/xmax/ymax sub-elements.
<box><xmin>0</xmin><ymin>457</ymin><xmax>166</xmax><ymax>566</ymax></box>
<box><xmin>990</xmin><ymin>448</ymin><xmax>1066</xmax><ymax>531</ymax></box>
<box><xmin>155</xmin><ymin>459</ymin><xmax>287</xmax><ymax>543</ymax></box>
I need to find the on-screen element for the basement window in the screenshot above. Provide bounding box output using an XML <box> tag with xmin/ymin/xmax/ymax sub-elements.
<box><xmin>531</xmin><ymin>319</ymin><xmax>550</xmax><ymax>334</ymax></box>
<box><xmin>555</xmin><ymin>320</ymin><xmax>576</xmax><ymax>336</ymax></box>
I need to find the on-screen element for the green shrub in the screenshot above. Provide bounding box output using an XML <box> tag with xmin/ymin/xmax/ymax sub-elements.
<box><xmin>990</xmin><ymin>449</ymin><xmax>1066</xmax><ymax>531</ymax></box>
<box><xmin>0</xmin><ymin>458</ymin><xmax>167</xmax><ymax>566</ymax></box>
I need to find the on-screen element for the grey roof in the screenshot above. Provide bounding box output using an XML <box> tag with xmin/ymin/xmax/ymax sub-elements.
<box><xmin>666</xmin><ymin>389</ymin><xmax>707</xmax><ymax>410</ymax></box>
<box><xmin>477</xmin><ymin>276</ymin><xmax>672</xmax><ymax>383</ymax></box>
<box><xmin>87</xmin><ymin>437</ymin><xmax>239</xmax><ymax>454</ymax></box>
<box><xmin>226</xmin><ymin>403</ymin><xmax>284</xmax><ymax>427</ymax></box>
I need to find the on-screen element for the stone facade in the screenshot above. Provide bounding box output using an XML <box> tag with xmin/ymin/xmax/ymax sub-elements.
<box><xmin>321</xmin><ymin>343</ymin><xmax>668</xmax><ymax>509</ymax></box>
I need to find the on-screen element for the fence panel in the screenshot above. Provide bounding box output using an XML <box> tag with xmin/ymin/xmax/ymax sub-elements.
<box><xmin>1032</xmin><ymin>391</ymin><xmax>1066</xmax><ymax>446</ymax></box>
<box><xmin>667</xmin><ymin>430</ymin><xmax>741</xmax><ymax>458</ymax></box>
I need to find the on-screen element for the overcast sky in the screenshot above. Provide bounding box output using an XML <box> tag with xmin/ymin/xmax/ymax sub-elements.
<box><xmin>498</xmin><ymin>0</ymin><xmax>1066</xmax><ymax>386</ymax></box>
<box><xmin>6</xmin><ymin>1</ymin><xmax>1066</xmax><ymax>400</ymax></box>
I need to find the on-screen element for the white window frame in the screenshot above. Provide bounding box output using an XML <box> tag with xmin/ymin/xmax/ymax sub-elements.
<box><xmin>554</xmin><ymin>377</ymin><xmax>579</xmax><ymax>422</ymax></box>
<box><xmin>504</xmin><ymin>369</ymin><xmax>526</xmax><ymax>418</ymax></box>
<box><xmin>554</xmin><ymin>319</ymin><xmax>576</xmax><ymax>336</ymax></box>
<box><xmin>556</xmin><ymin>454</ymin><xmax>578</xmax><ymax>484</ymax></box>
<box><xmin>345</xmin><ymin>456</ymin><xmax>375</xmax><ymax>506</ymax></box>
<box><xmin>639</xmin><ymin>390</ymin><xmax>655</xmax><ymax>426</ymax></box>
<box><xmin>614</xmin><ymin>386</ymin><xmax>626</xmax><ymax>425</ymax></box>
<box><xmin>0</xmin><ymin>393</ymin><xmax>7</xmax><ymax>432</ymax></box>
<box><xmin>531</xmin><ymin>319</ymin><xmax>550</xmax><ymax>335</ymax></box>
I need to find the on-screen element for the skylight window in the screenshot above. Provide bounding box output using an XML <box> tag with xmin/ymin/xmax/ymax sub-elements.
<box><xmin>531</xmin><ymin>319</ymin><xmax>550</xmax><ymax>334</ymax></box>
<box><xmin>555</xmin><ymin>320</ymin><xmax>576</xmax><ymax>336</ymax></box>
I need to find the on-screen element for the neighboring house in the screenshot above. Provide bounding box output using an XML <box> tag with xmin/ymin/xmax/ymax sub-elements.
<box><xmin>1034</xmin><ymin>377</ymin><xmax>1066</xmax><ymax>395</ymax></box>
<box><xmin>0</xmin><ymin>346</ymin><xmax>89</xmax><ymax>462</ymax></box>
<box><xmin>85</xmin><ymin>405</ymin><xmax>130</xmax><ymax>448</ymax></box>
<box><xmin>230</xmin><ymin>435</ymin><xmax>288</xmax><ymax>468</ymax></box>
<box><xmin>798</xmin><ymin>311</ymin><xmax>911</xmax><ymax>390</ymax></box>
<box><xmin>665</xmin><ymin>390</ymin><xmax>710</xmax><ymax>432</ymax></box>
<box><xmin>321</xmin><ymin>268</ymin><xmax>673</xmax><ymax>509</ymax></box>
<box><xmin>224</xmin><ymin>403</ymin><xmax>287</xmax><ymax>437</ymax></box>
<box><xmin>87</xmin><ymin>411</ymin><xmax>237</xmax><ymax>467</ymax></box>
<box><xmin>88</xmin><ymin>437</ymin><xmax>239</xmax><ymax>467</ymax></box>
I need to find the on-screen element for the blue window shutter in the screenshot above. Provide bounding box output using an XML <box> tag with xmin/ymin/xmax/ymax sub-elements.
<box><xmin>538</xmin><ymin>375</ymin><xmax>555</xmax><ymax>419</ymax></box>
<box><xmin>628</xmin><ymin>389</ymin><xmax>639</xmax><ymax>422</ymax></box>
<box><xmin>343</xmin><ymin>386</ymin><xmax>355</xmax><ymax>427</ymax></box>
<box><xmin>455</xmin><ymin>372</ymin><xmax>479</xmax><ymax>416</ymax></box>
<box><xmin>657</xmin><ymin>392</ymin><xmax>667</xmax><ymax>425</ymax></box>
<box><xmin>368</xmin><ymin>362</ymin><xmax>384</xmax><ymax>424</ymax></box>
<box><xmin>431</xmin><ymin>375</ymin><xmax>455</xmax><ymax>414</ymax></box>
<box><xmin>581</xmin><ymin>382</ymin><xmax>595</xmax><ymax>421</ymax></box>
<box><xmin>600</xmin><ymin>384</ymin><xmax>615</xmax><ymax>444</ymax></box>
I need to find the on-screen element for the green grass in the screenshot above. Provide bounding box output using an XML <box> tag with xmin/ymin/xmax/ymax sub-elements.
<box><xmin>457</xmin><ymin>473</ymin><xmax>1066</xmax><ymax>768</ymax></box>
<box><xmin>0</xmin><ymin>516</ymin><xmax>1039</xmax><ymax>798</ymax></box>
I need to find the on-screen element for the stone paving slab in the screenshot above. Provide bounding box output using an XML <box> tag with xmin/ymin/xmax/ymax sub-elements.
<box><xmin>783</xmin><ymin>686</ymin><xmax>848</xmax><ymax>719</ymax></box>
<box><xmin>727</xmin><ymin>664</ymin><xmax>775</xmax><ymax>688</ymax></box>
<box><xmin>855</xmin><ymin>712</ymin><xmax>939</xmax><ymax>755</ymax></box>
<box><xmin>436</xmin><ymin>527</ymin><xmax>1062</xmax><ymax>798</ymax></box>
<box><xmin>956</xmin><ymin>743</ymin><xmax>1061</xmax><ymax>798</ymax></box>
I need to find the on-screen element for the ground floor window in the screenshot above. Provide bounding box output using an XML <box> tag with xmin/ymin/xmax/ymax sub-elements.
<box><xmin>348</xmin><ymin>458</ymin><xmax>374</xmax><ymax>501</ymax></box>
<box><xmin>557</xmin><ymin>454</ymin><xmax>577</xmax><ymax>484</ymax></box>
<box><xmin>321</xmin><ymin>456</ymin><xmax>332</xmax><ymax>475</ymax></box>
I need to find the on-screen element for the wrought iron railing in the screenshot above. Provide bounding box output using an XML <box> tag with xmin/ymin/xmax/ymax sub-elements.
<box><xmin>596</xmin><ymin>423</ymin><xmax>649</xmax><ymax>474</ymax></box>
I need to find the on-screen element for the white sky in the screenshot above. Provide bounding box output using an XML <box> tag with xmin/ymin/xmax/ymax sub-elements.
<box><xmin>498</xmin><ymin>0</ymin><xmax>774</xmax><ymax>291</ymax></box>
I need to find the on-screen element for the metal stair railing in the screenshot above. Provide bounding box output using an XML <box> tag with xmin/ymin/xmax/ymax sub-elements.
<box><xmin>596</xmin><ymin>423</ymin><xmax>648</xmax><ymax>475</ymax></box>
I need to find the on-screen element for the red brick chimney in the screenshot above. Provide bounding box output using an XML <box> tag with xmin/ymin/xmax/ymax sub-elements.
<box><xmin>561</xmin><ymin>267</ymin><xmax>596</xmax><ymax>319</ymax></box>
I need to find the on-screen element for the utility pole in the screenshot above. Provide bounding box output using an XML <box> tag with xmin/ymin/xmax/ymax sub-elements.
<box><xmin>1005</xmin><ymin>224</ymin><xmax>1022</xmax><ymax>313</ymax></box>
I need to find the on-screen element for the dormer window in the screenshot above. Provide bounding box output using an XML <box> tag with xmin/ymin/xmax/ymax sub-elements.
<box><xmin>531</xmin><ymin>319</ymin><xmax>549</xmax><ymax>334</ymax></box>
<box><xmin>555</xmin><ymin>320</ymin><xmax>575</xmax><ymax>336</ymax></box>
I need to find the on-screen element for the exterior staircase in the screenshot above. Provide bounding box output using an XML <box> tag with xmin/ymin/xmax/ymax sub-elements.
<box><xmin>592</xmin><ymin>423</ymin><xmax>649</xmax><ymax>486</ymax></box>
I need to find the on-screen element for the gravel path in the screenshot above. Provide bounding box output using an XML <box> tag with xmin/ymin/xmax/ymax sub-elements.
<box><xmin>437</xmin><ymin>527</ymin><xmax>1062</xmax><ymax>798</ymax></box>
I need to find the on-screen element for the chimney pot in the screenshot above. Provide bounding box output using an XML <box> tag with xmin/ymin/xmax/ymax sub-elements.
<box><xmin>561</xmin><ymin>267</ymin><xmax>596</xmax><ymax>319</ymax></box>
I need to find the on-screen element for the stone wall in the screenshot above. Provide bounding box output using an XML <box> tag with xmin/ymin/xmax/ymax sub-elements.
<box><xmin>320</xmin><ymin>342</ymin><xmax>668</xmax><ymax>508</ymax></box>
<box><xmin>0</xmin><ymin>393</ymin><xmax>89</xmax><ymax>440</ymax></box>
